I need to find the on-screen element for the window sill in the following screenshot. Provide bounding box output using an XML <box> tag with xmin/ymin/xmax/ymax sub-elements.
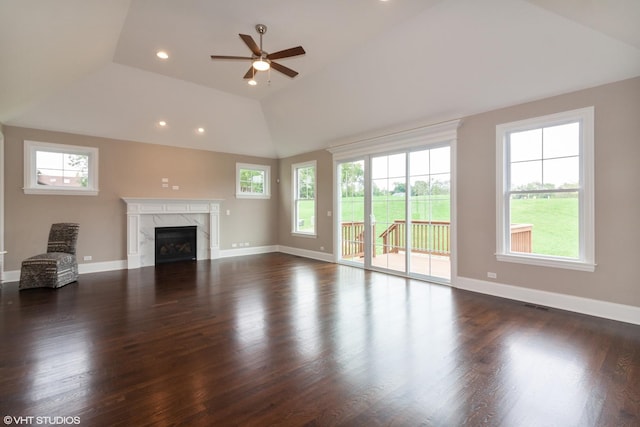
<box><xmin>24</xmin><ymin>187</ymin><xmax>99</xmax><ymax>196</ymax></box>
<box><xmin>291</xmin><ymin>232</ymin><xmax>317</xmax><ymax>239</ymax></box>
<box><xmin>235</xmin><ymin>193</ymin><xmax>270</xmax><ymax>200</ymax></box>
<box><xmin>496</xmin><ymin>253</ymin><xmax>596</xmax><ymax>272</ymax></box>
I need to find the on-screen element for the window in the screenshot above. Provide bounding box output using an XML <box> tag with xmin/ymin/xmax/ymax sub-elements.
<box><xmin>292</xmin><ymin>160</ymin><xmax>316</xmax><ymax>236</ymax></box>
<box><xmin>24</xmin><ymin>140</ymin><xmax>99</xmax><ymax>195</ymax></box>
<box><xmin>236</xmin><ymin>163</ymin><xmax>270</xmax><ymax>199</ymax></box>
<box><xmin>496</xmin><ymin>107</ymin><xmax>595</xmax><ymax>271</ymax></box>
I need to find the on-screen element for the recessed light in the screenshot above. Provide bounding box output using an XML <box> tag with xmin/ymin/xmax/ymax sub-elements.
<box><xmin>158</xmin><ymin>120</ymin><xmax>167</xmax><ymax>127</ymax></box>
<box><xmin>197</xmin><ymin>127</ymin><xmax>205</xmax><ymax>134</ymax></box>
<box><xmin>156</xmin><ymin>50</ymin><xmax>169</xmax><ymax>60</ymax></box>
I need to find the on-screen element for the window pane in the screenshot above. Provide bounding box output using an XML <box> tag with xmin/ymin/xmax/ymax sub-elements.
<box><xmin>543</xmin><ymin>122</ymin><xmax>579</xmax><ymax>159</ymax></box>
<box><xmin>35</xmin><ymin>151</ymin><xmax>88</xmax><ymax>188</ymax></box>
<box><xmin>388</xmin><ymin>153</ymin><xmax>406</xmax><ymax>178</ymax></box>
<box><xmin>510</xmin><ymin>160</ymin><xmax>542</xmax><ymax>190</ymax></box>
<box><xmin>429</xmin><ymin>146</ymin><xmax>450</xmax><ymax>174</ymax></box>
<box><xmin>371</xmin><ymin>156</ymin><xmax>388</xmax><ymax>179</ymax></box>
<box><xmin>410</xmin><ymin>176</ymin><xmax>430</xmax><ymax>196</ymax></box>
<box><xmin>509</xmin><ymin>193</ymin><xmax>579</xmax><ymax>258</ymax></box>
<box><xmin>294</xmin><ymin>163</ymin><xmax>316</xmax><ymax>233</ymax></box>
<box><xmin>36</xmin><ymin>151</ymin><xmax>63</xmax><ymax>169</ymax></box>
<box><xmin>296</xmin><ymin>200</ymin><xmax>315</xmax><ymax>233</ymax></box>
<box><xmin>239</xmin><ymin>168</ymin><xmax>265</xmax><ymax>194</ymax></box>
<box><xmin>510</xmin><ymin>128</ymin><xmax>542</xmax><ymax>162</ymax></box>
<box><xmin>297</xmin><ymin>166</ymin><xmax>314</xmax><ymax>200</ymax></box>
<box><xmin>543</xmin><ymin>157</ymin><xmax>579</xmax><ymax>189</ymax></box>
<box><xmin>410</xmin><ymin>150</ymin><xmax>429</xmax><ymax>175</ymax></box>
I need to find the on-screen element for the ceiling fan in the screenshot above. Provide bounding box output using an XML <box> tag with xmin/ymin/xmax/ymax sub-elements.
<box><xmin>210</xmin><ymin>24</ymin><xmax>305</xmax><ymax>81</ymax></box>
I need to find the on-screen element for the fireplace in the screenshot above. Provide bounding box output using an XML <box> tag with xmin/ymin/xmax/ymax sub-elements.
<box><xmin>155</xmin><ymin>226</ymin><xmax>197</xmax><ymax>264</ymax></box>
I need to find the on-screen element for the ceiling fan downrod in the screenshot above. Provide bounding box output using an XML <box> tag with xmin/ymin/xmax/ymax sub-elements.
<box><xmin>256</xmin><ymin>24</ymin><xmax>267</xmax><ymax>55</ymax></box>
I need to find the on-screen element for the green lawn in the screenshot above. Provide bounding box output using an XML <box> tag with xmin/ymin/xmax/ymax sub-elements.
<box><xmin>340</xmin><ymin>195</ymin><xmax>450</xmax><ymax>223</ymax></box>
<box><xmin>335</xmin><ymin>196</ymin><xmax>579</xmax><ymax>257</ymax></box>
<box><xmin>510</xmin><ymin>197</ymin><xmax>578</xmax><ymax>258</ymax></box>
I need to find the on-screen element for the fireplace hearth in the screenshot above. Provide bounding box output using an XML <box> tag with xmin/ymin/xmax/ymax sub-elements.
<box><xmin>155</xmin><ymin>226</ymin><xmax>197</xmax><ymax>264</ymax></box>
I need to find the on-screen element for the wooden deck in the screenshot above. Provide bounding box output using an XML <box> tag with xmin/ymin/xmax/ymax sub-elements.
<box><xmin>343</xmin><ymin>252</ymin><xmax>451</xmax><ymax>280</ymax></box>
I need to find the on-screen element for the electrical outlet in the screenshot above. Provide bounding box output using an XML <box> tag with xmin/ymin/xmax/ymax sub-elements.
<box><xmin>320</xmin><ymin>246</ymin><xmax>325</xmax><ymax>251</ymax></box>
<box><xmin>83</xmin><ymin>255</ymin><xmax>92</xmax><ymax>261</ymax></box>
<box><xmin>172</xmin><ymin>185</ymin><xmax>179</xmax><ymax>190</ymax></box>
<box><xmin>487</xmin><ymin>272</ymin><xmax>497</xmax><ymax>279</ymax></box>
<box><xmin>232</xmin><ymin>243</ymin><xmax>237</xmax><ymax>248</ymax></box>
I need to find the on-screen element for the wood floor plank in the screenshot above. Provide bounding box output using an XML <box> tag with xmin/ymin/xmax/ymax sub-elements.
<box><xmin>1</xmin><ymin>253</ymin><xmax>639</xmax><ymax>426</ymax></box>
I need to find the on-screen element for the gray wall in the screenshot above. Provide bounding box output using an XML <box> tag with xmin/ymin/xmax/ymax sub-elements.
<box><xmin>3</xmin><ymin>127</ymin><xmax>279</xmax><ymax>270</ymax></box>
<box><xmin>457</xmin><ymin>76</ymin><xmax>640</xmax><ymax>307</ymax></box>
<box><xmin>3</xmin><ymin>77</ymin><xmax>639</xmax><ymax>310</ymax></box>
<box><xmin>277</xmin><ymin>149</ymin><xmax>333</xmax><ymax>255</ymax></box>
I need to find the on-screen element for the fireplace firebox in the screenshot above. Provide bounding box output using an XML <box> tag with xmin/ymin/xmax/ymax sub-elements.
<box><xmin>155</xmin><ymin>226</ymin><xmax>197</xmax><ymax>264</ymax></box>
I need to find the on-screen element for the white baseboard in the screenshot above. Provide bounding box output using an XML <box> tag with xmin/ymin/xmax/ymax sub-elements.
<box><xmin>2</xmin><ymin>269</ymin><xmax>19</xmax><ymax>283</ymax></box>
<box><xmin>79</xmin><ymin>260</ymin><xmax>127</xmax><ymax>274</ymax></box>
<box><xmin>218</xmin><ymin>245</ymin><xmax>279</xmax><ymax>259</ymax></box>
<box><xmin>455</xmin><ymin>276</ymin><xmax>640</xmax><ymax>326</ymax></box>
<box><xmin>2</xmin><ymin>260</ymin><xmax>128</xmax><ymax>284</ymax></box>
<box><xmin>277</xmin><ymin>245</ymin><xmax>334</xmax><ymax>263</ymax></box>
<box><xmin>7</xmin><ymin>253</ymin><xmax>635</xmax><ymax>326</ymax></box>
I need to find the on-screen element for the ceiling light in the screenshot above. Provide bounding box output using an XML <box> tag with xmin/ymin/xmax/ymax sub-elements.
<box><xmin>156</xmin><ymin>50</ymin><xmax>169</xmax><ymax>59</ymax></box>
<box><xmin>197</xmin><ymin>127</ymin><xmax>205</xmax><ymax>134</ymax></box>
<box><xmin>158</xmin><ymin>120</ymin><xmax>167</xmax><ymax>127</ymax></box>
<box><xmin>252</xmin><ymin>58</ymin><xmax>270</xmax><ymax>71</ymax></box>
<box><xmin>248</xmin><ymin>79</ymin><xmax>257</xmax><ymax>86</ymax></box>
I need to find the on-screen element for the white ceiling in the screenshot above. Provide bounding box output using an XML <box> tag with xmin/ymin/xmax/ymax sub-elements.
<box><xmin>1</xmin><ymin>0</ymin><xmax>639</xmax><ymax>158</ymax></box>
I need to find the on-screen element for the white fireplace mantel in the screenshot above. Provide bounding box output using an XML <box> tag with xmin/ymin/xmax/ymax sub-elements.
<box><xmin>122</xmin><ymin>198</ymin><xmax>223</xmax><ymax>269</ymax></box>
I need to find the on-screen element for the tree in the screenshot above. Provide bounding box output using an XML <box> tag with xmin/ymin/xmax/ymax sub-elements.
<box><xmin>297</xmin><ymin>166</ymin><xmax>315</xmax><ymax>198</ymax></box>
<box><xmin>67</xmin><ymin>154</ymin><xmax>89</xmax><ymax>187</ymax></box>
<box><xmin>411</xmin><ymin>180</ymin><xmax>429</xmax><ymax>196</ymax></box>
<box><xmin>392</xmin><ymin>182</ymin><xmax>405</xmax><ymax>195</ymax></box>
<box><xmin>340</xmin><ymin>162</ymin><xmax>364</xmax><ymax>197</ymax></box>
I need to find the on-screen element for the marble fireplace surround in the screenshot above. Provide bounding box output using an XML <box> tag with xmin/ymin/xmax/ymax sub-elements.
<box><xmin>122</xmin><ymin>198</ymin><xmax>222</xmax><ymax>269</ymax></box>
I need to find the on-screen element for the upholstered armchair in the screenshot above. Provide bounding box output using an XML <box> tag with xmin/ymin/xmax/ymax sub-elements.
<box><xmin>19</xmin><ymin>223</ymin><xmax>80</xmax><ymax>290</ymax></box>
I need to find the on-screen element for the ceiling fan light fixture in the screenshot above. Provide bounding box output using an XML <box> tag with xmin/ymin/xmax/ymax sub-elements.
<box><xmin>248</xmin><ymin>78</ymin><xmax>257</xmax><ymax>86</ymax></box>
<box><xmin>252</xmin><ymin>58</ymin><xmax>270</xmax><ymax>71</ymax></box>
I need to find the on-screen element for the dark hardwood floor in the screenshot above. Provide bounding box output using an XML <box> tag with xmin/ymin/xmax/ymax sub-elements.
<box><xmin>1</xmin><ymin>253</ymin><xmax>639</xmax><ymax>426</ymax></box>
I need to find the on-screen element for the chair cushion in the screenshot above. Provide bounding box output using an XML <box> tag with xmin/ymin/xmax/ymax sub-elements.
<box><xmin>20</xmin><ymin>252</ymin><xmax>78</xmax><ymax>289</ymax></box>
<box><xmin>23</xmin><ymin>252</ymin><xmax>75</xmax><ymax>265</ymax></box>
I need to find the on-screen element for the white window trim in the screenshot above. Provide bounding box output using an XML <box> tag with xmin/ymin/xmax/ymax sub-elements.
<box><xmin>292</xmin><ymin>160</ymin><xmax>317</xmax><ymax>237</ymax></box>
<box><xmin>23</xmin><ymin>140</ymin><xmax>99</xmax><ymax>196</ymax></box>
<box><xmin>496</xmin><ymin>106</ymin><xmax>595</xmax><ymax>272</ymax></box>
<box><xmin>235</xmin><ymin>163</ymin><xmax>271</xmax><ymax>199</ymax></box>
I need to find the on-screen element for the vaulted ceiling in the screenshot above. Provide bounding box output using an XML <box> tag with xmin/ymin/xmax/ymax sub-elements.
<box><xmin>1</xmin><ymin>0</ymin><xmax>639</xmax><ymax>158</ymax></box>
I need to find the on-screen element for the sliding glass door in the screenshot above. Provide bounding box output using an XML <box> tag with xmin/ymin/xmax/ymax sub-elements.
<box><xmin>371</xmin><ymin>153</ymin><xmax>407</xmax><ymax>274</ymax></box>
<box><xmin>338</xmin><ymin>160</ymin><xmax>366</xmax><ymax>265</ymax></box>
<box><xmin>408</xmin><ymin>146</ymin><xmax>451</xmax><ymax>280</ymax></box>
<box><xmin>337</xmin><ymin>145</ymin><xmax>451</xmax><ymax>283</ymax></box>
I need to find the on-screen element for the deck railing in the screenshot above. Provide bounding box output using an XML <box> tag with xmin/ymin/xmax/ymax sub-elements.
<box><xmin>509</xmin><ymin>223</ymin><xmax>533</xmax><ymax>253</ymax></box>
<box><xmin>379</xmin><ymin>220</ymin><xmax>451</xmax><ymax>256</ymax></box>
<box><xmin>341</xmin><ymin>221</ymin><xmax>373</xmax><ymax>258</ymax></box>
<box><xmin>341</xmin><ymin>221</ymin><xmax>532</xmax><ymax>257</ymax></box>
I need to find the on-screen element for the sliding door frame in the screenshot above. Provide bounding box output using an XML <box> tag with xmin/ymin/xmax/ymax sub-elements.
<box><xmin>330</xmin><ymin>120</ymin><xmax>460</xmax><ymax>285</ymax></box>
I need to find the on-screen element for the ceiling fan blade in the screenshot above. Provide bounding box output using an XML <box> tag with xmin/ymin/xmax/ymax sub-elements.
<box><xmin>270</xmin><ymin>61</ymin><xmax>299</xmax><ymax>78</ymax></box>
<box><xmin>267</xmin><ymin>46</ymin><xmax>306</xmax><ymax>60</ymax></box>
<box><xmin>243</xmin><ymin>67</ymin><xmax>255</xmax><ymax>79</ymax></box>
<box><xmin>210</xmin><ymin>55</ymin><xmax>253</xmax><ymax>60</ymax></box>
<box><xmin>239</xmin><ymin>34</ymin><xmax>261</xmax><ymax>56</ymax></box>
